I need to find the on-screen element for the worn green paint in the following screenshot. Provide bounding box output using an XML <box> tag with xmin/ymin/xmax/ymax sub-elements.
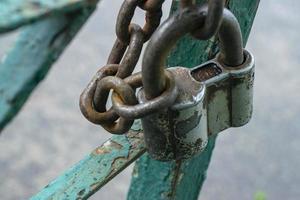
<box><xmin>31</xmin><ymin>129</ymin><xmax>146</xmax><ymax>200</ymax></box>
<box><xmin>127</xmin><ymin>0</ymin><xmax>260</xmax><ymax>200</ymax></box>
<box><xmin>0</xmin><ymin>4</ymin><xmax>98</xmax><ymax>131</ymax></box>
<box><xmin>0</xmin><ymin>0</ymin><xmax>97</xmax><ymax>33</ymax></box>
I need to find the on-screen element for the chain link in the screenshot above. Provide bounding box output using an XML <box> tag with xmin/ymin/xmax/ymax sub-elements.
<box><xmin>80</xmin><ymin>0</ymin><xmax>226</xmax><ymax>134</ymax></box>
<box><xmin>111</xmin><ymin>70</ymin><xmax>178</xmax><ymax>119</ymax></box>
<box><xmin>180</xmin><ymin>0</ymin><xmax>195</xmax><ymax>8</ymax></box>
<box><xmin>116</xmin><ymin>0</ymin><xmax>163</xmax><ymax>44</ymax></box>
<box><xmin>180</xmin><ymin>0</ymin><xmax>225</xmax><ymax>40</ymax></box>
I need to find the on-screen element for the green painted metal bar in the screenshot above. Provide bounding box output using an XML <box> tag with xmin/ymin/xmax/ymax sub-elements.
<box><xmin>31</xmin><ymin>129</ymin><xmax>146</xmax><ymax>200</ymax></box>
<box><xmin>0</xmin><ymin>3</ymin><xmax>98</xmax><ymax>131</ymax></box>
<box><xmin>0</xmin><ymin>0</ymin><xmax>97</xmax><ymax>33</ymax></box>
<box><xmin>127</xmin><ymin>0</ymin><xmax>260</xmax><ymax>200</ymax></box>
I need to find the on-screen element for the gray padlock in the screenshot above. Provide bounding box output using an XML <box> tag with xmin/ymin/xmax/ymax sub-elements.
<box><xmin>138</xmin><ymin>7</ymin><xmax>254</xmax><ymax>161</ymax></box>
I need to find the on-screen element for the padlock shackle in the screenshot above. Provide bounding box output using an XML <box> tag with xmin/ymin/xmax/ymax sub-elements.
<box><xmin>218</xmin><ymin>9</ymin><xmax>244</xmax><ymax>67</ymax></box>
<box><xmin>142</xmin><ymin>7</ymin><xmax>244</xmax><ymax>99</ymax></box>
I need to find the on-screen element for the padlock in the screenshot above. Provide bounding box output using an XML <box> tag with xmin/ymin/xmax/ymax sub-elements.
<box><xmin>138</xmin><ymin>7</ymin><xmax>255</xmax><ymax>161</ymax></box>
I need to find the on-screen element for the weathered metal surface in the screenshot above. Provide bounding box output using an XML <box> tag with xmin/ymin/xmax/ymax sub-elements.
<box><xmin>127</xmin><ymin>0</ymin><xmax>260</xmax><ymax>199</ymax></box>
<box><xmin>138</xmin><ymin>67</ymin><xmax>207</xmax><ymax>161</ymax></box>
<box><xmin>0</xmin><ymin>0</ymin><xmax>97</xmax><ymax>33</ymax></box>
<box><xmin>0</xmin><ymin>5</ymin><xmax>97</xmax><ymax>131</ymax></box>
<box><xmin>191</xmin><ymin>50</ymin><xmax>255</xmax><ymax>136</ymax></box>
<box><xmin>138</xmin><ymin>4</ymin><xmax>245</xmax><ymax>161</ymax></box>
<box><xmin>31</xmin><ymin>129</ymin><xmax>146</xmax><ymax>200</ymax></box>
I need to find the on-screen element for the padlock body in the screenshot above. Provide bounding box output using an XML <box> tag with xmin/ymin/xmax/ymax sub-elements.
<box><xmin>139</xmin><ymin>50</ymin><xmax>254</xmax><ymax>161</ymax></box>
<box><xmin>138</xmin><ymin>67</ymin><xmax>207</xmax><ymax>161</ymax></box>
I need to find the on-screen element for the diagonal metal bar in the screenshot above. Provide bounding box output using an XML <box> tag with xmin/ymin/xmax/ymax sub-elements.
<box><xmin>31</xmin><ymin>129</ymin><xmax>146</xmax><ymax>200</ymax></box>
<box><xmin>0</xmin><ymin>3</ymin><xmax>99</xmax><ymax>132</ymax></box>
<box><xmin>0</xmin><ymin>0</ymin><xmax>98</xmax><ymax>33</ymax></box>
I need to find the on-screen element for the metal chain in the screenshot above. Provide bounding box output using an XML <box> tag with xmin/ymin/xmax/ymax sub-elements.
<box><xmin>80</xmin><ymin>0</ymin><xmax>166</xmax><ymax>134</ymax></box>
<box><xmin>80</xmin><ymin>0</ymin><xmax>226</xmax><ymax>135</ymax></box>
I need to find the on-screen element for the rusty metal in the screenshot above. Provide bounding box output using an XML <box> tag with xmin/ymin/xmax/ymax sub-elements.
<box><xmin>115</xmin><ymin>24</ymin><xmax>144</xmax><ymax>78</ymax></box>
<box><xmin>111</xmin><ymin>70</ymin><xmax>178</xmax><ymax>119</ymax></box>
<box><xmin>80</xmin><ymin>65</ymin><xmax>119</xmax><ymax>125</ymax></box>
<box><xmin>80</xmin><ymin>0</ymin><xmax>166</xmax><ymax>134</ymax></box>
<box><xmin>116</xmin><ymin>0</ymin><xmax>164</xmax><ymax>44</ymax></box>
<box><xmin>106</xmin><ymin>40</ymin><xmax>127</xmax><ymax>65</ymax></box>
<box><xmin>94</xmin><ymin>76</ymin><xmax>138</xmax><ymax>134</ymax></box>
<box><xmin>136</xmin><ymin>3</ymin><xmax>249</xmax><ymax>160</ymax></box>
<box><xmin>79</xmin><ymin>64</ymin><xmax>138</xmax><ymax>134</ymax></box>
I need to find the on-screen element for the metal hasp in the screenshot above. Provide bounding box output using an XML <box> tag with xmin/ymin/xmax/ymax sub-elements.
<box><xmin>191</xmin><ymin>50</ymin><xmax>254</xmax><ymax>136</ymax></box>
<box><xmin>139</xmin><ymin>5</ymin><xmax>254</xmax><ymax>161</ymax></box>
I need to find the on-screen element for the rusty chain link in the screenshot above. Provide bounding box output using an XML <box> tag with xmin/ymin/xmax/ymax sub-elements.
<box><xmin>180</xmin><ymin>0</ymin><xmax>225</xmax><ymax>39</ymax></box>
<box><xmin>80</xmin><ymin>0</ymin><xmax>226</xmax><ymax>134</ymax></box>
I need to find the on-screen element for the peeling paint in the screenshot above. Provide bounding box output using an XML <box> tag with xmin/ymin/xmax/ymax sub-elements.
<box><xmin>0</xmin><ymin>3</ymin><xmax>98</xmax><ymax>132</ymax></box>
<box><xmin>31</xmin><ymin>130</ymin><xmax>146</xmax><ymax>200</ymax></box>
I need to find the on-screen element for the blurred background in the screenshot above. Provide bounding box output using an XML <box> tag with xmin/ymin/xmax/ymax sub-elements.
<box><xmin>0</xmin><ymin>0</ymin><xmax>299</xmax><ymax>199</ymax></box>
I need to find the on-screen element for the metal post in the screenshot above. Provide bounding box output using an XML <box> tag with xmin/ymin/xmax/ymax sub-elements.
<box><xmin>127</xmin><ymin>0</ymin><xmax>260</xmax><ymax>199</ymax></box>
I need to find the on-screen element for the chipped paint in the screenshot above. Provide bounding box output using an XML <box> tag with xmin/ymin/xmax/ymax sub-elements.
<box><xmin>31</xmin><ymin>130</ymin><xmax>146</xmax><ymax>200</ymax></box>
<box><xmin>139</xmin><ymin>67</ymin><xmax>206</xmax><ymax>161</ymax></box>
<box><xmin>0</xmin><ymin>3</ymin><xmax>98</xmax><ymax>132</ymax></box>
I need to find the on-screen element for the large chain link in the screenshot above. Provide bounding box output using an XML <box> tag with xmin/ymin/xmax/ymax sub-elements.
<box><xmin>80</xmin><ymin>0</ymin><xmax>226</xmax><ymax>134</ymax></box>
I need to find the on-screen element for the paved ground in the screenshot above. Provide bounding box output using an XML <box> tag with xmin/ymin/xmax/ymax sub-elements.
<box><xmin>0</xmin><ymin>0</ymin><xmax>300</xmax><ymax>199</ymax></box>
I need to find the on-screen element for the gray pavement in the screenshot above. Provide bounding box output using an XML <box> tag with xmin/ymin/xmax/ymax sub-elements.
<box><xmin>0</xmin><ymin>0</ymin><xmax>300</xmax><ymax>199</ymax></box>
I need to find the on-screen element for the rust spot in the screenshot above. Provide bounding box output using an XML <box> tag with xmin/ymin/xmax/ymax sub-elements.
<box><xmin>191</xmin><ymin>63</ymin><xmax>222</xmax><ymax>82</ymax></box>
<box><xmin>170</xmin><ymin>160</ymin><xmax>183</xmax><ymax>198</ymax></box>
<box><xmin>93</xmin><ymin>147</ymin><xmax>110</xmax><ymax>155</ymax></box>
<box><xmin>92</xmin><ymin>140</ymin><xmax>123</xmax><ymax>155</ymax></box>
<box><xmin>105</xmin><ymin>156</ymin><xmax>128</xmax><ymax>179</ymax></box>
